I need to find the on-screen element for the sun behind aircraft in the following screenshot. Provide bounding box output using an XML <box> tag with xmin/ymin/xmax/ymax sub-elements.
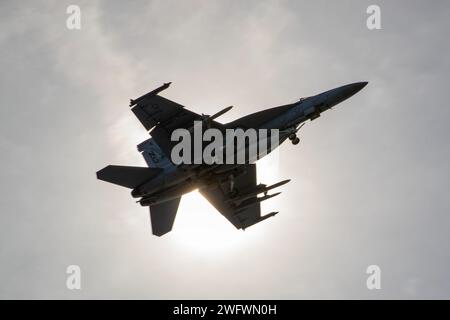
<box><xmin>97</xmin><ymin>81</ymin><xmax>367</xmax><ymax>236</ymax></box>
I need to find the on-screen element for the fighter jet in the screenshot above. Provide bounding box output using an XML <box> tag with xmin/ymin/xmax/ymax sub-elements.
<box><xmin>97</xmin><ymin>81</ymin><xmax>368</xmax><ymax>236</ymax></box>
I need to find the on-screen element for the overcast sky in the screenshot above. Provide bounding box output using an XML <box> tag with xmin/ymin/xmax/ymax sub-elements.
<box><xmin>1</xmin><ymin>0</ymin><xmax>449</xmax><ymax>299</ymax></box>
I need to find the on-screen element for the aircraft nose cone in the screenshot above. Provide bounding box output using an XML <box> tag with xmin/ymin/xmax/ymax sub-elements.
<box><xmin>342</xmin><ymin>81</ymin><xmax>368</xmax><ymax>98</ymax></box>
<box><xmin>330</xmin><ymin>82</ymin><xmax>368</xmax><ymax>104</ymax></box>
<box><xmin>323</xmin><ymin>81</ymin><xmax>368</xmax><ymax>108</ymax></box>
<box><xmin>354</xmin><ymin>81</ymin><xmax>368</xmax><ymax>91</ymax></box>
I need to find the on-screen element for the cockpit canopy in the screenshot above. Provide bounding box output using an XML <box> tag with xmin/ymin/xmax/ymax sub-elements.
<box><xmin>299</xmin><ymin>96</ymin><xmax>311</xmax><ymax>102</ymax></box>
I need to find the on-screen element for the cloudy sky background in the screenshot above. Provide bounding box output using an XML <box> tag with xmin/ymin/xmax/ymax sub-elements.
<box><xmin>1</xmin><ymin>0</ymin><xmax>449</xmax><ymax>299</ymax></box>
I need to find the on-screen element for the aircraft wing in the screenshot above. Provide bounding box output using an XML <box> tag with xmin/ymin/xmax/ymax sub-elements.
<box><xmin>131</xmin><ymin>94</ymin><xmax>199</xmax><ymax>132</ymax></box>
<box><xmin>199</xmin><ymin>164</ymin><xmax>275</xmax><ymax>230</ymax></box>
<box><xmin>130</xmin><ymin>88</ymin><xmax>223</xmax><ymax>158</ymax></box>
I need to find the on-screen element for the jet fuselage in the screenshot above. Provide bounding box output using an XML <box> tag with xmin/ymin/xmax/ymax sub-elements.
<box><xmin>133</xmin><ymin>82</ymin><xmax>368</xmax><ymax>205</ymax></box>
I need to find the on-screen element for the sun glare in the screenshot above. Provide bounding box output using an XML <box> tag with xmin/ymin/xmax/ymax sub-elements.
<box><xmin>170</xmin><ymin>150</ymin><xmax>283</xmax><ymax>254</ymax></box>
<box><xmin>170</xmin><ymin>191</ymin><xmax>248</xmax><ymax>254</ymax></box>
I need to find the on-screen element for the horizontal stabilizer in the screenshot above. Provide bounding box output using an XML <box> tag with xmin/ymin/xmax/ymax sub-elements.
<box><xmin>150</xmin><ymin>197</ymin><xmax>181</xmax><ymax>236</ymax></box>
<box><xmin>96</xmin><ymin>165</ymin><xmax>162</xmax><ymax>189</ymax></box>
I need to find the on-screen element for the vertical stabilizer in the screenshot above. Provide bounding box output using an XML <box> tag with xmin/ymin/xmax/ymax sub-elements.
<box><xmin>137</xmin><ymin>138</ymin><xmax>174</xmax><ymax>170</ymax></box>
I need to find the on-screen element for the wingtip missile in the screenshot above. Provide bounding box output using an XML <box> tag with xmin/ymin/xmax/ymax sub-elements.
<box><xmin>234</xmin><ymin>192</ymin><xmax>282</xmax><ymax>212</ymax></box>
<box><xmin>265</xmin><ymin>211</ymin><xmax>279</xmax><ymax>218</ymax></box>
<box><xmin>267</xmin><ymin>179</ymin><xmax>290</xmax><ymax>190</ymax></box>
<box><xmin>227</xmin><ymin>179</ymin><xmax>290</xmax><ymax>204</ymax></box>
<box><xmin>241</xmin><ymin>211</ymin><xmax>279</xmax><ymax>230</ymax></box>
<box><xmin>130</xmin><ymin>82</ymin><xmax>172</xmax><ymax>107</ymax></box>
<box><xmin>199</xmin><ymin>106</ymin><xmax>234</xmax><ymax>128</ymax></box>
<box><xmin>210</xmin><ymin>105</ymin><xmax>233</xmax><ymax>120</ymax></box>
<box><xmin>258</xmin><ymin>211</ymin><xmax>278</xmax><ymax>221</ymax></box>
<box><xmin>268</xmin><ymin>191</ymin><xmax>282</xmax><ymax>199</ymax></box>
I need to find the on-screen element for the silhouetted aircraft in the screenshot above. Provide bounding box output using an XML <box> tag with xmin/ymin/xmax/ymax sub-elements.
<box><xmin>97</xmin><ymin>81</ymin><xmax>367</xmax><ymax>236</ymax></box>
